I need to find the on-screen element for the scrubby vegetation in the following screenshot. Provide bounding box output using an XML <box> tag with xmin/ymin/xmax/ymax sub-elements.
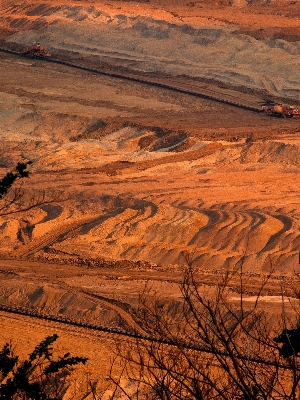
<box><xmin>0</xmin><ymin>162</ymin><xmax>32</xmax><ymax>199</ymax></box>
<box><xmin>0</xmin><ymin>334</ymin><xmax>87</xmax><ymax>400</ymax></box>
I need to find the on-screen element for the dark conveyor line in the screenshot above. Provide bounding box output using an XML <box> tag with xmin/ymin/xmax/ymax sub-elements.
<box><xmin>0</xmin><ymin>47</ymin><xmax>262</xmax><ymax>114</ymax></box>
<box><xmin>0</xmin><ymin>304</ymin><xmax>295</xmax><ymax>371</ymax></box>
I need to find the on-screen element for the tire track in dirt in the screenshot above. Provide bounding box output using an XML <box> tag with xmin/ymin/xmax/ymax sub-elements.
<box><xmin>14</xmin><ymin>215</ymin><xmax>109</xmax><ymax>258</ymax></box>
<box><xmin>0</xmin><ymin>269</ymin><xmax>147</xmax><ymax>335</ymax></box>
<box><xmin>56</xmin><ymin>282</ymin><xmax>147</xmax><ymax>336</ymax></box>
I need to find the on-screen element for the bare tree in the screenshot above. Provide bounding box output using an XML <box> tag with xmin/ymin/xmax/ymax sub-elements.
<box><xmin>110</xmin><ymin>263</ymin><xmax>300</xmax><ymax>400</ymax></box>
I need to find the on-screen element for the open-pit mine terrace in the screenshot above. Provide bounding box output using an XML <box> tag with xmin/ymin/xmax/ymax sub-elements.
<box><xmin>1</xmin><ymin>0</ymin><xmax>300</xmax><ymax>390</ymax></box>
<box><xmin>1</xmin><ymin>48</ymin><xmax>300</xmax><ymax>331</ymax></box>
<box><xmin>1</xmin><ymin>50</ymin><xmax>300</xmax><ymax>274</ymax></box>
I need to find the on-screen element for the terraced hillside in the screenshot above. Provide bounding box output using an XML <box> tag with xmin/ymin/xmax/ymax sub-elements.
<box><xmin>2</xmin><ymin>0</ymin><xmax>300</xmax><ymax>99</ymax></box>
<box><xmin>0</xmin><ymin>51</ymin><xmax>300</xmax><ymax>275</ymax></box>
<box><xmin>1</xmin><ymin>0</ymin><xmax>300</xmax><ymax>393</ymax></box>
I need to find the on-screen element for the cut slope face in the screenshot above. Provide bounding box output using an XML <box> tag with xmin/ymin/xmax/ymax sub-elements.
<box><xmin>2</xmin><ymin>1</ymin><xmax>300</xmax><ymax>99</ymax></box>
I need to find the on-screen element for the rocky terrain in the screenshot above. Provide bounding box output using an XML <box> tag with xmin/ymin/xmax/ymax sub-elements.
<box><xmin>0</xmin><ymin>0</ymin><xmax>300</xmax><ymax>395</ymax></box>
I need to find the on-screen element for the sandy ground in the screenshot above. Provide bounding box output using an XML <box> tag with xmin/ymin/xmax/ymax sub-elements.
<box><xmin>2</xmin><ymin>0</ymin><xmax>300</xmax><ymax>100</ymax></box>
<box><xmin>0</xmin><ymin>308</ymin><xmax>119</xmax><ymax>399</ymax></box>
<box><xmin>0</xmin><ymin>0</ymin><xmax>300</xmax><ymax>396</ymax></box>
<box><xmin>1</xmin><ymin>52</ymin><xmax>300</xmax><ymax>274</ymax></box>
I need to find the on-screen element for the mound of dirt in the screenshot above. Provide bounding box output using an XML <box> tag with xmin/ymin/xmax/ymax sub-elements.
<box><xmin>241</xmin><ymin>141</ymin><xmax>300</xmax><ymax>166</ymax></box>
<box><xmin>235</xmin><ymin>27</ymin><xmax>300</xmax><ymax>42</ymax></box>
<box><xmin>0</xmin><ymin>279</ymin><xmax>136</xmax><ymax>331</ymax></box>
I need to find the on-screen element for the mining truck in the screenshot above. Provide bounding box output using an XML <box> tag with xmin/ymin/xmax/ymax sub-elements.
<box><xmin>21</xmin><ymin>42</ymin><xmax>51</xmax><ymax>59</ymax></box>
<box><xmin>262</xmin><ymin>103</ymin><xmax>300</xmax><ymax>118</ymax></box>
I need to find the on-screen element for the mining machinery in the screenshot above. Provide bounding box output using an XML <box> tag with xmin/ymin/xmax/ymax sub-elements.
<box><xmin>21</xmin><ymin>42</ymin><xmax>51</xmax><ymax>59</ymax></box>
<box><xmin>262</xmin><ymin>103</ymin><xmax>300</xmax><ymax>118</ymax></box>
